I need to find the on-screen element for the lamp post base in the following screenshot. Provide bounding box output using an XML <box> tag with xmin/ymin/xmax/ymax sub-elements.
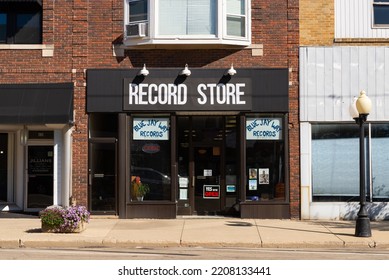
<box><xmin>355</xmin><ymin>216</ymin><xmax>372</xmax><ymax>237</ymax></box>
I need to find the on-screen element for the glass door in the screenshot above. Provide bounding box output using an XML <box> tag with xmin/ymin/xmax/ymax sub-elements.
<box><xmin>27</xmin><ymin>145</ymin><xmax>54</xmax><ymax>209</ymax></box>
<box><xmin>89</xmin><ymin>140</ymin><xmax>117</xmax><ymax>214</ymax></box>
<box><xmin>0</xmin><ymin>133</ymin><xmax>8</xmax><ymax>202</ymax></box>
<box><xmin>177</xmin><ymin>116</ymin><xmax>228</xmax><ymax>215</ymax></box>
<box><xmin>193</xmin><ymin>145</ymin><xmax>222</xmax><ymax>214</ymax></box>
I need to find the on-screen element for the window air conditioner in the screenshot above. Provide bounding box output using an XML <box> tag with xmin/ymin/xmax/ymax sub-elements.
<box><xmin>126</xmin><ymin>22</ymin><xmax>148</xmax><ymax>38</ymax></box>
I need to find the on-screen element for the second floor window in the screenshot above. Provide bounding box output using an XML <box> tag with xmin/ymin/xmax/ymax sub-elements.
<box><xmin>129</xmin><ymin>0</ymin><xmax>147</xmax><ymax>23</ymax></box>
<box><xmin>226</xmin><ymin>0</ymin><xmax>246</xmax><ymax>37</ymax></box>
<box><xmin>0</xmin><ymin>2</ymin><xmax>42</xmax><ymax>44</ymax></box>
<box><xmin>159</xmin><ymin>0</ymin><xmax>216</xmax><ymax>36</ymax></box>
<box><xmin>124</xmin><ymin>0</ymin><xmax>251</xmax><ymax>47</ymax></box>
<box><xmin>373</xmin><ymin>0</ymin><xmax>389</xmax><ymax>26</ymax></box>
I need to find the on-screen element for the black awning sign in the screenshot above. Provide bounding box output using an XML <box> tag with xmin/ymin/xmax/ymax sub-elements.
<box><xmin>203</xmin><ymin>185</ymin><xmax>220</xmax><ymax>199</ymax></box>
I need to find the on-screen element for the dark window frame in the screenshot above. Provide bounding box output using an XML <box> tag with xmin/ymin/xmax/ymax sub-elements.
<box><xmin>244</xmin><ymin>114</ymin><xmax>287</xmax><ymax>203</ymax></box>
<box><xmin>373</xmin><ymin>0</ymin><xmax>389</xmax><ymax>26</ymax></box>
<box><xmin>129</xmin><ymin>115</ymin><xmax>172</xmax><ymax>202</ymax></box>
<box><xmin>0</xmin><ymin>2</ymin><xmax>42</xmax><ymax>44</ymax></box>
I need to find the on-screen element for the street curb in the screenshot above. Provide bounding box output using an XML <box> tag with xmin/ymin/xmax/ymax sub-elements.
<box><xmin>2</xmin><ymin>238</ymin><xmax>388</xmax><ymax>249</ymax></box>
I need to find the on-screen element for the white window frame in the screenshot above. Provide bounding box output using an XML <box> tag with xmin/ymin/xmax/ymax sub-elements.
<box><xmin>123</xmin><ymin>0</ymin><xmax>251</xmax><ymax>47</ymax></box>
<box><xmin>224</xmin><ymin>0</ymin><xmax>247</xmax><ymax>39</ymax></box>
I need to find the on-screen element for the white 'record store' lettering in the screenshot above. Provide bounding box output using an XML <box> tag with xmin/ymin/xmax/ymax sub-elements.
<box><xmin>129</xmin><ymin>83</ymin><xmax>246</xmax><ymax>106</ymax></box>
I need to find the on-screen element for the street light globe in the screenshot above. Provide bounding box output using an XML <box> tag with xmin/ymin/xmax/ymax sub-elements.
<box><xmin>349</xmin><ymin>97</ymin><xmax>359</xmax><ymax>119</ymax></box>
<box><xmin>356</xmin><ymin>90</ymin><xmax>372</xmax><ymax>115</ymax></box>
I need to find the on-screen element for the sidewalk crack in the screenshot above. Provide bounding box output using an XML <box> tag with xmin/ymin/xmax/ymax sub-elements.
<box><xmin>253</xmin><ymin>219</ymin><xmax>263</xmax><ymax>247</ymax></box>
<box><xmin>320</xmin><ymin>223</ymin><xmax>346</xmax><ymax>246</ymax></box>
<box><xmin>179</xmin><ymin>220</ymin><xmax>186</xmax><ymax>246</ymax></box>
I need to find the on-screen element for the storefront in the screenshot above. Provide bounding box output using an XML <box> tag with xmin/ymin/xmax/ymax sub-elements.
<box><xmin>300</xmin><ymin>46</ymin><xmax>389</xmax><ymax>220</ymax></box>
<box><xmin>87</xmin><ymin>68</ymin><xmax>290</xmax><ymax>219</ymax></box>
<box><xmin>0</xmin><ymin>83</ymin><xmax>74</xmax><ymax>212</ymax></box>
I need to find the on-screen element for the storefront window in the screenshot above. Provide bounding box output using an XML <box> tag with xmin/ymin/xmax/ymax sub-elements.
<box><xmin>312</xmin><ymin>124</ymin><xmax>359</xmax><ymax>201</ymax></box>
<box><xmin>312</xmin><ymin>123</ymin><xmax>389</xmax><ymax>202</ymax></box>
<box><xmin>130</xmin><ymin>117</ymin><xmax>171</xmax><ymax>201</ymax></box>
<box><xmin>371</xmin><ymin>123</ymin><xmax>389</xmax><ymax>200</ymax></box>
<box><xmin>245</xmin><ymin>115</ymin><xmax>285</xmax><ymax>201</ymax></box>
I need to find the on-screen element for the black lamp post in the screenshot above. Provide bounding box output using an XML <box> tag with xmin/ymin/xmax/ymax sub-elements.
<box><xmin>349</xmin><ymin>90</ymin><xmax>372</xmax><ymax>237</ymax></box>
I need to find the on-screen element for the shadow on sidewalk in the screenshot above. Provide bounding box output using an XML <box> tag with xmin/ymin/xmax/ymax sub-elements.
<box><xmin>257</xmin><ymin>225</ymin><xmax>355</xmax><ymax>237</ymax></box>
<box><xmin>225</xmin><ymin>221</ymin><xmax>254</xmax><ymax>227</ymax></box>
<box><xmin>0</xmin><ymin>212</ymin><xmax>39</xmax><ymax>219</ymax></box>
<box><xmin>224</xmin><ymin>220</ymin><xmax>356</xmax><ymax>236</ymax></box>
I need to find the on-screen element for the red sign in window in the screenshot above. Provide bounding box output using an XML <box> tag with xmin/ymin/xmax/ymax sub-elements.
<box><xmin>203</xmin><ymin>185</ymin><xmax>220</xmax><ymax>199</ymax></box>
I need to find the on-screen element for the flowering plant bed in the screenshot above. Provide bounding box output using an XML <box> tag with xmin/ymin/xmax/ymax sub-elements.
<box><xmin>40</xmin><ymin>205</ymin><xmax>90</xmax><ymax>233</ymax></box>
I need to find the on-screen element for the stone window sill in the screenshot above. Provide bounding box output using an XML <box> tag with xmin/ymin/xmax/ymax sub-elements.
<box><xmin>0</xmin><ymin>44</ymin><xmax>54</xmax><ymax>57</ymax></box>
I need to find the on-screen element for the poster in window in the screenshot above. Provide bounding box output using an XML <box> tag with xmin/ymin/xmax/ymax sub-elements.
<box><xmin>179</xmin><ymin>189</ymin><xmax>188</xmax><ymax>200</ymax></box>
<box><xmin>227</xmin><ymin>185</ymin><xmax>236</xmax><ymax>192</ymax></box>
<box><xmin>203</xmin><ymin>185</ymin><xmax>220</xmax><ymax>199</ymax></box>
<box><xmin>258</xmin><ymin>168</ymin><xmax>269</xmax><ymax>184</ymax></box>
<box><xmin>249</xmin><ymin>168</ymin><xmax>257</xmax><ymax>179</ymax></box>
<box><xmin>249</xmin><ymin>179</ymin><xmax>257</xmax><ymax>190</ymax></box>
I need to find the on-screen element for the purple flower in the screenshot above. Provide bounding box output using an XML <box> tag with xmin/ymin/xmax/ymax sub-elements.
<box><xmin>41</xmin><ymin>205</ymin><xmax>90</xmax><ymax>232</ymax></box>
<box><xmin>60</xmin><ymin>205</ymin><xmax>90</xmax><ymax>232</ymax></box>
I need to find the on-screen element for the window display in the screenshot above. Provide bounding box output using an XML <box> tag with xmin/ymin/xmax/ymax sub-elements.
<box><xmin>130</xmin><ymin>117</ymin><xmax>171</xmax><ymax>201</ymax></box>
<box><xmin>245</xmin><ymin>115</ymin><xmax>285</xmax><ymax>201</ymax></box>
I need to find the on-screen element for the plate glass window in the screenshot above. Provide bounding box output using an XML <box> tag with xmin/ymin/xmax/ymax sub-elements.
<box><xmin>373</xmin><ymin>0</ymin><xmax>389</xmax><ymax>25</ymax></box>
<box><xmin>311</xmin><ymin>123</ymin><xmax>389</xmax><ymax>202</ymax></box>
<box><xmin>130</xmin><ymin>117</ymin><xmax>171</xmax><ymax>201</ymax></box>
<box><xmin>245</xmin><ymin>115</ymin><xmax>286</xmax><ymax>202</ymax></box>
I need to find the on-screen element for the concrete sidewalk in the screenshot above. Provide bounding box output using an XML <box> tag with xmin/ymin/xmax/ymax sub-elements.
<box><xmin>1</xmin><ymin>213</ymin><xmax>389</xmax><ymax>249</ymax></box>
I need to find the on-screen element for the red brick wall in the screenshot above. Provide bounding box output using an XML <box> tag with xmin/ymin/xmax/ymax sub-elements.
<box><xmin>1</xmin><ymin>0</ymin><xmax>299</xmax><ymax>218</ymax></box>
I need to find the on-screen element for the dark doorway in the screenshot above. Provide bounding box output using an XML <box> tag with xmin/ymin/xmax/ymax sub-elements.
<box><xmin>0</xmin><ymin>133</ymin><xmax>7</xmax><ymax>202</ymax></box>
<box><xmin>177</xmin><ymin>116</ymin><xmax>239</xmax><ymax>216</ymax></box>
<box><xmin>27</xmin><ymin>145</ymin><xmax>54</xmax><ymax>208</ymax></box>
<box><xmin>89</xmin><ymin>140</ymin><xmax>117</xmax><ymax>214</ymax></box>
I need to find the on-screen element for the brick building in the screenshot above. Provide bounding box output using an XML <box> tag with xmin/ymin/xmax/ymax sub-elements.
<box><xmin>0</xmin><ymin>0</ymin><xmax>299</xmax><ymax>219</ymax></box>
<box><xmin>300</xmin><ymin>0</ymin><xmax>389</xmax><ymax>220</ymax></box>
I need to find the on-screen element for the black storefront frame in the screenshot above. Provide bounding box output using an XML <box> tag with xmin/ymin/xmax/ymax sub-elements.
<box><xmin>124</xmin><ymin>114</ymin><xmax>177</xmax><ymax>218</ymax></box>
<box><xmin>87</xmin><ymin>68</ymin><xmax>290</xmax><ymax>219</ymax></box>
<box><xmin>175</xmin><ymin>114</ymin><xmax>239</xmax><ymax>216</ymax></box>
<box><xmin>113</xmin><ymin>112</ymin><xmax>290</xmax><ymax>219</ymax></box>
<box><xmin>239</xmin><ymin>114</ymin><xmax>290</xmax><ymax>219</ymax></box>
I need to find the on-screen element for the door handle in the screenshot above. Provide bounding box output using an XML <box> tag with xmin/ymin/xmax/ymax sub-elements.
<box><xmin>192</xmin><ymin>176</ymin><xmax>195</xmax><ymax>188</ymax></box>
<box><xmin>88</xmin><ymin>169</ymin><xmax>92</xmax><ymax>185</ymax></box>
